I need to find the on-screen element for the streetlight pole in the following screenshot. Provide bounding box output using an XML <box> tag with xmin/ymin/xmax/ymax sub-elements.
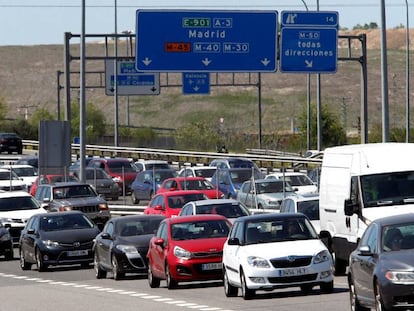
<box><xmin>406</xmin><ymin>0</ymin><xmax>411</xmax><ymax>142</ymax></box>
<box><xmin>380</xmin><ymin>0</ymin><xmax>390</xmax><ymax>142</ymax></box>
<box><xmin>79</xmin><ymin>0</ymin><xmax>86</xmax><ymax>183</ymax></box>
<box><xmin>114</xmin><ymin>0</ymin><xmax>119</xmax><ymax>148</ymax></box>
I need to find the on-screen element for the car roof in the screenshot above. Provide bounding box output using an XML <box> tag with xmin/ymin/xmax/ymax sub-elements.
<box><xmin>40</xmin><ymin>182</ymin><xmax>90</xmax><ymax>187</ymax></box>
<box><xmin>1</xmin><ymin>164</ymin><xmax>36</xmax><ymax>169</ymax></box>
<box><xmin>164</xmin><ymin>214</ymin><xmax>228</xmax><ymax>224</ymax></box>
<box><xmin>110</xmin><ymin>214</ymin><xmax>166</xmax><ymax>223</ymax></box>
<box><xmin>186</xmin><ymin>198</ymin><xmax>239</xmax><ymax>206</ymax></box>
<box><xmin>164</xmin><ymin>176</ymin><xmax>205</xmax><ymax>182</ymax></box>
<box><xmin>282</xmin><ymin>193</ymin><xmax>319</xmax><ymax>202</ymax></box>
<box><xmin>91</xmin><ymin>157</ymin><xmax>132</xmax><ymax>162</ymax></box>
<box><xmin>33</xmin><ymin>210</ymin><xmax>85</xmax><ymax>218</ymax></box>
<box><xmin>0</xmin><ymin>190</ymin><xmax>32</xmax><ymax>198</ymax></box>
<box><xmin>156</xmin><ymin>190</ymin><xmax>206</xmax><ymax>197</ymax></box>
<box><xmin>234</xmin><ymin>212</ymin><xmax>308</xmax><ymax>224</ymax></box>
<box><xmin>136</xmin><ymin>159</ymin><xmax>168</xmax><ymax>164</ymax></box>
<box><xmin>373</xmin><ymin>213</ymin><xmax>414</xmax><ymax>226</ymax></box>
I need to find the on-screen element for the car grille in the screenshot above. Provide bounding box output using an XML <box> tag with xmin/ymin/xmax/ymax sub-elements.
<box><xmin>70</xmin><ymin>205</ymin><xmax>100</xmax><ymax>213</ymax></box>
<box><xmin>268</xmin><ymin>273</ymin><xmax>318</xmax><ymax>284</ymax></box>
<box><xmin>270</xmin><ymin>256</ymin><xmax>312</xmax><ymax>268</ymax></box>
<box><xmin>192</xmin><ymin>251</ymin><xmax>223</xmax><ymax>258</ymax></box>
<box><xmin>58</xmin><ymin>240</ymin><xmax>94</xmax><ymax>248</ymax></box>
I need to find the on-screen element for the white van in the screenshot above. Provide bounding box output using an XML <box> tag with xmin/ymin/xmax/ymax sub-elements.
<box><xmin>319</xmin><ymin>143</ymin><xmax>414</xmax><ymax>274</ymax></box>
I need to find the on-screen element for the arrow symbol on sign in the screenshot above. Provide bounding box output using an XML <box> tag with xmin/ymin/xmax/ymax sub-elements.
<box><xmin>193</xmin><ymin>86</ymin><xmax>200</xmax><ymax>92</ymax></box>
<box><xmin>261</xmin><ymin>58</ymin><xmax>271</xmax><ymax>66</ymax></box>
<box><xmin>151</xmin><ymin>87</ymin><xmax>157</xmax><ymax>92</ymax></box>
<box><xmin>202</xmin><ymin>58</ymin><xmax>211</xmax><ymax>66</ymax></box>
<box><xmin>142</xmin><ymin>57</ymin><xmax>152</xmax><ymax>66</ymax></box>
<box><xmin>305</xmin><ymin>60</ymin><xmax>313</xmax><ymax>68</ymax></box>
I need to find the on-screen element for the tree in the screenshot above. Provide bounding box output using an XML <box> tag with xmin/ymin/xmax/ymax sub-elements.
<box><xmin>176</xmin><ymin>121</ymin><xmax>219</xmax><ymax>151</ymax></box>
<box><xmin>70</xmin><ymin>102</ymin><xmax>106</xmax><ymax>141</ymax></box>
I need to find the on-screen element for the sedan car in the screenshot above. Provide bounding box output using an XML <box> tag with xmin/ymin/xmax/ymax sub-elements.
<box><xmin>348</xmin><ymin>213</ymin><xmax>414</xmax><ymax>311</ymax></box>
<box><xmin>0</xmin><ymin>220</ymin><xmax>13</xmax><ymax>260</ymax></box>
<box><xmin>19</xmin><ymin>211</ymin><xmax>101</xmax><ymax>271</ymax></box>
<box><xmin>147</xmin><ymin>214</ymin><xmax>231</xmax><ymax>289</ymax></box>
<box><xmin>179</xmin><ymin>199</ymin><xmax>251</xmax><ymax>223</ymax></box>
<box><xmin>93</xmin><ymin>215</ymin><xmax>165</xmax><ymax>280</ymax></box>
<box><xmin>265</xmin><ymin>172</ymin><xmax>318</xmax><ymax>195</ymax></box>
<box><xmin>237</xmin><ymin>179</ymin><xmax>297</xmax><ymax>211</ymax></box>
<box><xmin>223</xmin><ymin>213</ymin><xmax>334</xmax><ymax>299</ymax></box>
<box><xmin>130</xmin><ymin>168</ymin><xmax>177</xmax><ymax>204</ymax></box>
<box><xmin>157</xmin><ymin>177</ymin><xmax>224</xmax><ymax>199</ymax></box>
<box><xmin>144</xmin><ymin>190</ymin><xmax>208</xmax><ymax>218</ymax></box>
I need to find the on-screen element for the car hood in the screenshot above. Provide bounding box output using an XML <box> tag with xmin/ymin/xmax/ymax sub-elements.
<box><xmin>40</xmin><ymin>228</ymin><xmax>100</xmax><ymax>243</ymax></box>
<box><xmin>173</xmin><ymin>237</ymin><xmax>227</xmax><ymax>252</ymax></box>
<box><xmin>116</xmin><ymin>234</ymin><xmax>154</xmax><ymax>247</ymax></box>
<box><xmin>239</xmin><ymin>239</ymin><xmax>328</xmax><ymax>259</ymax></box>
<box><xmin>0</xmin><ymin>208</ymin><xmax>46</xmax><ymax>221</ymax></box>
<box><xmin>55</xmin><ymin>197</ymin><xmax>106</xmax><ymax>206</ymax></box>
<box><xmin>378</xmin><ymin>251</ymin><xmax>414</xmax><ymax>270</ymax></box>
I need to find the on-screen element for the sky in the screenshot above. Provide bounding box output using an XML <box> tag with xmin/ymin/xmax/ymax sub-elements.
<box><xmin>0</xmin><ymin>0</ymin><xmax>411</xmax><ymax>46</ymax></box>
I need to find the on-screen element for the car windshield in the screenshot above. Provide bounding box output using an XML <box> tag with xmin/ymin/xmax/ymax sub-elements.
<box><xmin>245</xmin><ymin>218</ymin><xmax>318</xmax><ymax>245</ymax></box>
<box><xmin>53</xmin><ymin>185</ymin><xmax>97</xmax><ymax>198</ymax></box>
<box><xmin>361</xmin><ymin>171</ymin><xmax>414</xmax><ymax>207</ymax></box>
<box><xmin>229</xmin><ymin>170</ymin><xmax>261</xmax><ymax>184</ymax></box>
<box><xmin>171</xmin><ymin>219</ymin><xmax>230</xmax><ymax>240</ymax></box>
<box><xmin>179</xmin><ymin>179</ymin><xmax>214</xmax><ymax>190</ymax></box>
<box><xmin>196</xmin><ymin>203</ymin><xmax>250</xmax><ymax>218</ymax></box>
<box><xmin>152</xmin><ymin>171</ymin><xmax>176</xmax><ymax>182</ymax></box>
<box><xmin>0</xmin><ymin>196</ymin><xmax>40</xmax><ymax>211</ymax></box>
<box><xmin>85</xmin><ymin>169</ymin><xmax>110</xmax><ymax>180</ymax></box>
<box><xmin>146</xmin><ymin>163</ymin><xmax>170</xmax><ymax>170</ymax></box>
<box><xmin>11</xmin><ymin>167</ymin><xmax>37</xmax><ymax>177</ymax></box>
<box><xmin>118</xmin><ymin>218</ymin><xmax>162</xmax><ymax>236</ymax></box>
<box><xmin>40</xmin><ymin>214</ymin><xmax>94</xmax><ymax>231</ymax></box>
<box><xmin>297</xmin><ymin>200</ymin><xmax>320</xmax><ymax>220</ymax></box>
<box><xmin>280</xmin><ymin>175</ymin><xmax>314</xmax><ymax>186</ymax></box>
<box><xmin>0</xmin><ymin>171</ymin><xmax>20</xmax><ymax>180</ymax></box>
<box><xmin>167</xmin><ymin>193</ymin><xmax>207</xmax><ymax>209</ymax></box>
<box><xmin>195</xmin><ymin>169</ymin><xmax>216</xmax><ymax>178</ymax></box>
<box><xmin>256</xmin><ymin>181</ymin><xmax>294</xmax><ymax>193</ymax></box>
<box><xmin>107</xmin><ymin>161</ymin><xmax>137</xmax><ymax>173</ymax></box>
<box><xmin>382</xmin><ymin>223</ymin><xmax>414</xmax><ymax>252</ymax></box>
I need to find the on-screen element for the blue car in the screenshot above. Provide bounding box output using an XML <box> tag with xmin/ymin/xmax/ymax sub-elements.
<box><xmin>130</xmin><ymin>169</ymin><xmax>177</xmax><ymax>204</ymax></box>
<box><xmin>211</xmin><ymin>168</ymin><xmax>263</xmax><ymax>199</ymax></box>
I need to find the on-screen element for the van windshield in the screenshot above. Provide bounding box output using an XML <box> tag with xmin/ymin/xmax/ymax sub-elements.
<box><xmin>361</xmin><ymin>171</ymin><xmax>414</xmax><ymax>207</ymax></box>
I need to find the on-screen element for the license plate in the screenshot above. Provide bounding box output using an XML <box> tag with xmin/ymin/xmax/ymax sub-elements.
<box><xmin>201</xmin><ymin>262</ymin><xmax>222</xmax><ymax>270</ymax></box>
<box><xmin>67</xmin><ymin>250</ymin><xmax>88</xmax><ymax>257</ymax></box>
<box><xmin>279</xmin><ymin>267</ymin><xmax>307</xmax><ymax>277</ymax></box>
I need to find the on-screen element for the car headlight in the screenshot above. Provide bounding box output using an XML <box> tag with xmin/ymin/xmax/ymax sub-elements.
<box><xmin>385</xmin><ymin>271</ymin><xmax>414</xmax><ymax>284</ymax></box>
<box><xmin>59</xmin><ymin>206</ymin><xmax>72</xmax><ymax>211</ymax></box>
<box><xmin>247</xmin><ymin>256</ymin><xmax>270</xmax><ymax>268</ymax></box>
<box><xmin>42</xmin><ymin>240</ymin><xmax>59</xmax><ymax>248</ymax></box>
<box><xmin>99</xmin><ymin>203</ymin><xmax>109</xmax><ymax>211</ymax></box>
<box><xmin>116</xmin><ymin>244</ymin><xmax>138</xmax><ymax>254</ymax></box>
<box><xmin>0</xmin><ymin>231</ymin><xmax>11</xmax><ymax>241</ymax></box>
<box><xmin>313</xmin><ymin>250</ymin><xmax>331</xmax><ymax>264</ymax></box>
<box><xmin>113</xmin><ymin>176</ymin><xmax>122</xmax><ymax>183</ymax></box>
<box><xmin>174</xmin><ymin>246</ymin><xmax>192</xmax><ymax>259</ymax></box>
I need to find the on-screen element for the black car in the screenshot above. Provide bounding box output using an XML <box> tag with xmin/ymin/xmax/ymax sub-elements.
<box><xmin>348</xmin><ymin>213</ymin><xmax>414</xmax><ymax>311</ymax></box>
<box><xmin>0</xmin><ymin>132</ymin><xmax>23</xmax><ymax>154</ymax></box>
<box><xmin>0</xmin><ymin>221</ymin><xmax>13</xmax><ymax>260</ymax></box>
<box><xmin>19</xmin><ymin>211</ymin><xmax>101</xmax><ymax>271</ymax></box>
<box><xmin>93</xmin><ymin>214</ymin><xmax>165</xmax><ymax>280</ymax></box>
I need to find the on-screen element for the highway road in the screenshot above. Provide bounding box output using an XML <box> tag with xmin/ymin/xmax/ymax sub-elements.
<box><xmin>0</xmin><ymin>249</ymin><xmax>352</xmax><ymax>311</ymax></box>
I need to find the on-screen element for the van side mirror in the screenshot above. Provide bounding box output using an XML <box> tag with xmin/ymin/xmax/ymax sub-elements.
<box><xmin>344</xmin><ymin>198</ymin><xmax>359</xmax><ymax>216</ymax></box>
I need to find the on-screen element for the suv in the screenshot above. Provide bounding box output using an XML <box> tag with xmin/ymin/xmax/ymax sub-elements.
<box><xmin>34</xmin><ymin>182</ymin><xmax>110</xmax><ymax>229</ymax></box>
<box><xmin>88</xmin><ymin>158</ymin><xmax>138</xmax><ymax>194</ymax></box>
<box><xmin>0</xmin><ymin>132</ymin><xmax>23</xmax><ymax>154</ymax></box>
<box><xmin>209</xmin><ymin>157</ymin><xmax>264</xmax><ymax>178</ymax></box>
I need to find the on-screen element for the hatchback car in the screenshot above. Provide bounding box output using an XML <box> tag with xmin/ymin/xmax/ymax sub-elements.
<box><xmin>223</xmin><ymin>213</ymin><xmax>334</xmax><ymax>299</ymax></box>
<box><xmin>147</xmin><ymin>214</ymin><xmax>231</xmax><ymax>289</ymax></box>
<box><xmin>211</xmin><ymin>167</ymin><xmax>263</xmax><ymax>199</ymax></box>
<box><xmin>144</xmin><ymin>190</ymin><xmax>207</xmax><ymax>218</ymax></box>
<box><xmin>19</xmin><ymin>211</ymin><xmax>101</xmax><ymax>271</ymax></box>
<box><xmin>265</xmin><ymin>172</ymin><xmax>318</xmax><ymax>195</ymax></box>
<box><xmin>237</xmin><ymin>179</ymin><xmax>297</xmax><ymax>211</ymax></box>
<box><xmin>0</xmin><ymin>132</ymin><xmax>23</xmax><ymax>154</ymax></box>
<box><xmin>157</xmin><ymin>177</ymin><xmax>224</xmax><ymax>199</ymax></box>
<box><xmin>348</xmin><ymin>213</ymin><xmax>414</xmax><ymax>311</ymax></box>
<box><xmin>0</xmin><ymin>168</ymin><xmax>27</xmax><ymax>192</ymax></box>
<box><xmin>179</xmin><ymin>199</ymin><xmax>251</xmax><ymax>223</ymax></box>
<box><xmin>94</xmin><ymin>214</ymin><xmax>165</xmax><ymax>280</ymax></box>
<box><xmin>130</xmin><ymin>168</ymin><xmax>177</xmax><ymax>204</ymax></box>
<box><xmin>34</xmin><ymin>182</ymin><xmax>110</xmax><ymax>229</ymax></box>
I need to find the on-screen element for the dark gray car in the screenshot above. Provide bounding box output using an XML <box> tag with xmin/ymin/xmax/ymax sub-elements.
<box><xmin>34</xmin><ymin>182</ymin><xmax>111</xmax><ymax>229</ymax></box>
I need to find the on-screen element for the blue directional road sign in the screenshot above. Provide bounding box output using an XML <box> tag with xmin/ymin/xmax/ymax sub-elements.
<box><xmin>135</xmin><ymin>10</ymin><xmax>278</xmax><ymax>72</ymax></box>
<box><xmin>182</xmin><ymin>72</ymin><xmax>210</xmax><ymax>95</ymax></box>
<box><xmin>280</xmin><ymin>11</ymin><xmax>338</xmax><ymax>73</ymax></box>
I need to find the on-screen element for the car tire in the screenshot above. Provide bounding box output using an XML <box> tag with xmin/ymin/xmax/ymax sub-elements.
<box><xmin>36</xmin><ymin>248</ymin><xmax>47</xmax><ymax>272</ymax></box>
<box><xmin>375</xmin><ymin>281</ymin><xmax>389</xmax><ymax>311</ymax></box>
<box><xmin>19</xmin><ymin>250</ymin><xmax>31</xmax><ymax>270</ymax></box>
<box><xmin>148</xmin><ymin>264</ymin><xmax>160</xmax><ymax>288</ymax></box>
<box><xmin>223</xmin><ymin>268</ymin><xmax>238</xmax><ymax>297</ymax></box>
<box><xmin>320</xmin><ymin>280</ymin><xmax>334</xmax><ymax>294</ymax></box>
<box><xmin>333</xmin><ymin>252</ymin><xmax>347</xmax><ymax>276</ymax></box>
<box><xmin>112</xmin><ymin>255</ymin><xmax>124</xmax><ymax>280</ymax></box>
<box><xmin>240</xmin><ymin>270</ymin><xmax>254</xmax><ymax>300</ymax></box>
<box><xmin>94</xmin><ymin>252</ymin><xmax>107</xmax><ymax>279</ymax></box>
<box><xmin>349</xmin><ymin>277</ymin><xmax>370</xmax><ymax>311</ymax></box>
<box><xmin>166</xmin><ymin>264</ymin><xmax>177</xmax><ymax>289</ymax></box>
<box><xmin>131</xmin><ymin>192</ymin><xmax>139</xmax><ymax>205</ymax></box>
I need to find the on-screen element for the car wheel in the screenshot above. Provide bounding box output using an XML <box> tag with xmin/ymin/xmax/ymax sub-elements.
<box><xmin>148</xmin><ymin>264</ymin><xmax>160</xmax><ymax>288</ymax></box>
<box><xmin>223</xmin><ymin>268</ymin><xmax>238</xmax><ymax>297</ymax></box>
<box><xmin>165</xmin><ymin>264</ymin><xmax>177</xmax><ymax>289</ymax></box>
<box><xmin>320</xmin><ymin>280</ymin><xmax>334</xmax><ymax>294</ymax></box>
<box><xmin>36</xmin><ymin>248</ymin><xmax>47</xmax><ymax>272</ymax></box>
<box><xmin>240</xmin><ymin>270</ymin><xmax>254</xmax><ymax>300</ymax></box>
<box><xmin>112</xmin><ymin>255</ymin><xmax>124</xmax><ymax>280</ymax></box>
<box><xmin>375</xmin><ymin>281</ymin><xmax>388</xmax><ymax>311</ymax></box>
<box><xmin>300</xmin><ymin>284</ymin><xmax>313</xmax><ymax>294</ymax></box>
<box><xmin>131</xmin><ymin>192</ymin><xmax>139</xmax><ymax>205</ymax></box>
<box><xmin>349</xmin><ymin>277</ymin><xmax>369</xmax><ymax>311</ymax></box>
<box><xmin>19</xmin><ymin>249</ymin><xmax>31</xmax><ymax>270</ymax></box>
<box><xmin>94</xmin><ymin>252</ymin><xmax>107</xmax><ymax>279</ymax></box>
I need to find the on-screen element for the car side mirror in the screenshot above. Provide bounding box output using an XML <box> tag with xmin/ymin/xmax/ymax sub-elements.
<box><xmin>101</xmin><ymin>233</ymin><xmax>111</xmax><ymax>240</ymax></box>
<box><xmin>154</xmin><ymin>205</ymin><xmax>164</xmax><ymax>211</ymax></box>
<box><xmin>27</xmin><ymin>228</ymin><xmax>35</xmax><ymax>234</ymax></box>
<box><xmin>154</xmin><ymin>238</ymin><xmax>165</xmax><ymax>247</ymax></box>
<box><xmin>358</xmin><ymin>245</ymin><xmax>372</xmax><ymax>256</ymax></box>
<box><xmin>344</xmin><ymin>198</ymin><xmax>359</xmax><ymax>216</ymax></box>
<box><xmin>227</xmin><ymin>237</ymin><xmax>240</xmax><ymax>246</ymax></box>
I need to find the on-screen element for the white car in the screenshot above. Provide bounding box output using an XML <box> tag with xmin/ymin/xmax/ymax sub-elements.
<box><xmin>1</xmin><ymin>164</ymin><xmax>38</xmax><ymax>191</ymax></box>
<box><xmin>265</xmin><ymin>172</ymin><xmax>318</xmax><ymax>195</ymax></box>
<box><xmin>222</xmin><ymin>213</ymin><xmax>333</xmax><ymax>300</ymax></box>
<box><xmin>178</xmin><ymin>166</ymin><xmax>218</xmax><ymax>182</ymax></box>
<box><xmin>0</xmin><ymin>168</ymin><xmax>27</xmax><ymax>192</ymax></box>
<box><xmin>0</xmin><ymin>191</ymin><xmax>47</xmax><ymax>244</ymax></box>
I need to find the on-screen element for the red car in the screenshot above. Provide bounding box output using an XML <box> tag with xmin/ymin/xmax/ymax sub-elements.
<box><xmin>30</xmin><ymin>174</ymin><xmax>79</xmax><ymax>196</ymax></box>
<box><xmin>144</xmin><ymin>190</ymin><xmax>207</xmax><ymax>218</ymax></box>
<box><xmin>147</xmin><ymin>214</ymin><xmax>231</xmax><ymax>289</ymax></box>
<box><xmin>157</xmin><ymin>177</ymin><xmax>224</xmax><ymax>199</ymax></box>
